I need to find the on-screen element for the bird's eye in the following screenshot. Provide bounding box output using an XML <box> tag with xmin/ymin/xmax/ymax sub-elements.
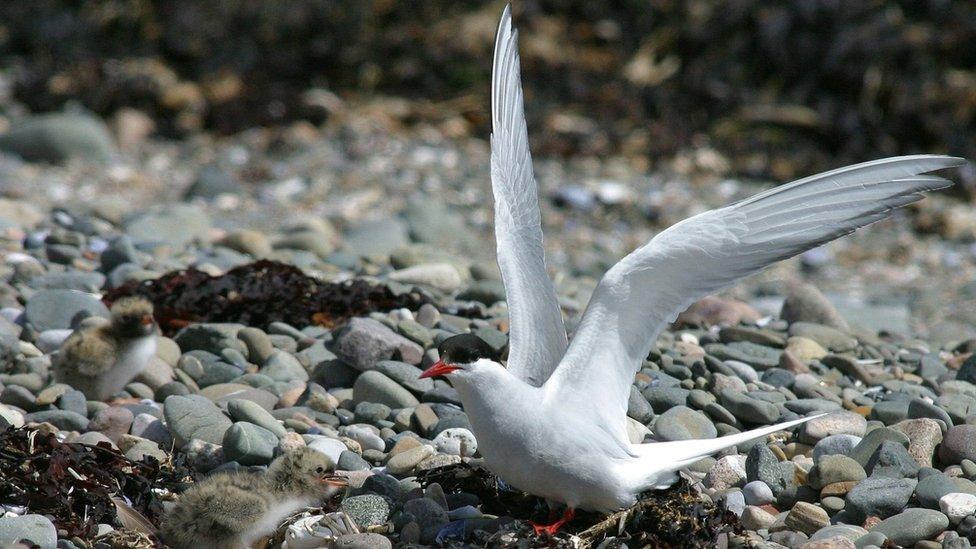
<box><xmin>316</xmin><ymin>466</ymin><xmax>324</xmax><ymax>473</ymax></box>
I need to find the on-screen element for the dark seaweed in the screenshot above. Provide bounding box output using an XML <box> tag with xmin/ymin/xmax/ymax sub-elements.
<box><xmin>103</xmin><ymin>260</ymin><xmax>431</xmax><ymax>336</ymax></box>
<box><xmin>0</xmin><ymin>427</ymin><xmax>194</xmax><ymax>543</ymax></box>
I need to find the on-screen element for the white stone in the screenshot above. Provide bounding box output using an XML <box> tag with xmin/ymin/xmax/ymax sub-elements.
<box><xmin>388</xmin><ymin>263</ymin><xmax>463</xmax><ymax>294</ymax></box>
<box><xmin>433</xmin><ymin>427</ymin><xmax>478</xmax><ymax>457</ymax></box>
<box><xmin>940</xmin><ymin>492</ymin><xmax>976</xmax><ymax>524</ymax></box>
<box><xmin>307</xmin><ymin>436</ymin><xmax>348</xmax><ymax>463</ymax></box>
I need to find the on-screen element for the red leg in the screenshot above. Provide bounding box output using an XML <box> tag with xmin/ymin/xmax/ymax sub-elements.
<box><xmin>529</xmin><ymin>508</ymin><xmax>575</xmax><ymax>537</ymax></box>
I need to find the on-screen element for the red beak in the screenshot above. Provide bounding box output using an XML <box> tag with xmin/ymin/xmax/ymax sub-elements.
<box><xmin>419</xmin><ymin>360</ymin><xmax>460</xmax><ymax>379</ymax></box>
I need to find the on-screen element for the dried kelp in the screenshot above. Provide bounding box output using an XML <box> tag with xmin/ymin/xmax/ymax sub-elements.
<box><xmin>104</xmin><ymin>260</ymin><xmax>430</xmax><ymax>336</ymax></box>
<box><xmin>415</xmin><ymin>463</ymin><xmax>739</xmax><ymax>548</ymax></box>
<box><xmin>0</xmin><ymin>427</ymin><xmax>193</xmax><ymax>543</ymax></box>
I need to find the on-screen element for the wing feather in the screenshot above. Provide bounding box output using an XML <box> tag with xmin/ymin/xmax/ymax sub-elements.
<box><xmin>490</xmin><ymin>5</ymin><xmax>568</xmax><ymax>386</ymax></box>
<box><xmin>547</xmin><ymin>155</ymin><xmax>964</xmax><ymax>442</ymax></box>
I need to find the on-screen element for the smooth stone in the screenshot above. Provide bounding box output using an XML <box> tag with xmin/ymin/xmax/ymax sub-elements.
<box><xmin>353</xmin><ymin>371</ymin><xmax>420</xmax><ymax>408</ymax></box>
<box><xmin>720</xmin><ymin>390</ymin><xmax>780</xmax><ymax>424</ymax></box>
<box><xmin>869</xmin><ymin>508</ymin><xmax>949</xmax><ymax>547</ymax></box>
<box><xmin>24</xmin><ymin>410</ymin><xmax>89</xmax><ymax>431</ymax></box>
<box><xmin>643</xmin><ymin>386</ymin><xmax>690</xmax><ymax>412</ymax></box>
<box><xmin>433</xmin><ymin>428</ymin><xmax>477</xmax><ymax>457</ymax></box>
<box><xmin>654</xmin><ymin>405</ymin><xmax>717</xmax><ymax>441</ymax></box>
<box><xmin>808</xmin><ymin>524</ymin><xmax>867</xmax><ymax>543</ymax></box>
<box><xmin>259</xmin><ymin>350</ymin><xmax>309</xmax><ymax>382</ymax></box>
<box><xmin>163</xmin><ymin>394</ymin><xmax>232</xmax><ymax>447</ymax></box>
<box><xmin>25</xmin><ymin>289</ymin><xmax>109</xmax><ymax>331</ymax></box>
<box><xmin>788</xmin><ymin>322</ymin><xmax>857</xmax><ymax>352</ymax></box>
<box><xmin>747</xmin><ymin>443</ymin><xmax>793</xmax><ymax>496</ymax></box>
<box><xmin>704</xmin><ymin>341</ymin><xmax>782</xmax><ymax>369</ymax></box>
<box><xmin>334</xmin><ymin>533</ymin><xmax>393</xmax><ymax>549</ymax></box>
<box><xmin>307</xmin><ymin>436</ymin><xmax>348</xmax><ymax>463</ymax></box>
<box><xmin>221</xmin><ymin>422</ymin><xmax>278</xmax><ymax>466</ymax></box>
<box><xmin>386</xmin><ymin>444</ymin><xmax>435</xmax><ymax>475</ymax></box>
<box><xmin>845</xmin><ymin>476</ymin><xmax>917</xmax><ymax>520</ymax></box>
<box><xmin>372</xmin><ymin>361</ymin><xmax>434</xmax><ymax>394</ymax></box>
<box><xmin>388</xmin><ymin>263</ymin><xmax>462</xmax><ymax>294</ymax></box>
<box><xmin>340</xmin><ymin>495</ymin><xmax>392</xmax><ymax>528</ymax></box>
<box><xmin>227</xmin><ymin>399</ymin><xmax>286</xmax><ymax>438</ymax></box>
<box><xmin>743</xmin><ymin>480</ymin><xmax>775</xmax><ymax>506</ymax></box>
<box><xmin>123</xmin><ymin>203</ymin><xmax>211</xmax><ymax>247</ymax></box>
<box><xmin>0</xmin><ymin>112</ymin><xmax>115</xmax><ymax>164</ymax></box>
<box><xmin>0</xmin><ymin>514</ymin><xmax>57</xmax><ymax>548</ymax></box>
<box><xmin>780</xmin><ymin>283</ymin><xmax>850</xmax><ymax>331</ymax></box>
<box><xmin>891</xmin><ymin>418</ymin><xmax>942</xmax><ymax>468</ymax></box>
<box><xmin>941</xmin><ymin>492</ymin><xmax>976</xmax><ymax>525</ymax></box>
<box><xmin>784</xmin><ymin>502</ymin><xmax>830</xmax><ymax>536</ymax></box>
<box><xmin>704</xmin><ymin>455</ymin><xmax>747</xmax><ymax>491</ymax></box>
<box><xmin>848</xmin><ymin>428</ymin><xmax>910</xmax><ymax>467</ymax></box>
<box><xmin>813</xmin><ymin>434</ymin><xmax>863</xmax><ymax>463</ymax></box>
<box><xmin>338</xmin><ymin>450</ymin><xmax>371</xmax><ymax>471</ymax></box>
<box><xmin>865</xmin><ymin>440</ymin><xmax>919</xmax><ymax>479</ymax></box>
<box><xmin>335</xmin><ymin>318</ymin><xmax>424</xmax><ymax>369</ymax></box>
<box><xmin>740</xmin><ymin>505</ymin><xmax>777</xmax><ymax>530</ymax></box>
<box><xmin>808</xmin><ymin>455</ymin><xmax>865</xmax><ymax>489</ymax></box>
<box><xmin>402</xmin><ymin>497</ymin><xmax>449</xmax><ymax>544</ymax></box>
<box><xmin>801</xmin><ymin>412</ymin><xmax>867</xmax><ymax>443</ymax></box>
<box><xmin>908</xmin><ymin>398</ymin><xmax>954</xmax><ymax>427</ymax></box>
<box><xmin>941</xmin><ymin>425</ymin><xmax>976</xmax><ymax>465</ymax></box>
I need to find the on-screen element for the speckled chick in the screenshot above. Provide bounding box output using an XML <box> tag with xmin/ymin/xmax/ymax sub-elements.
<box><xmin>53</xmin><ymin>296</ymin><xmax>156</xmax><ymax>401</ymax></box>
<box><xmin>161</xmin><ymin>447</ymin><xmax>347</xmax><ymax>549</ymax></box>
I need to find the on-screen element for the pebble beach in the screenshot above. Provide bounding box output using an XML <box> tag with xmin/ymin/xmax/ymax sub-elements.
<box><xmin>1</xmin><ymin>17</ymin><xmax>976</xmax><ymax>548</ymax></box>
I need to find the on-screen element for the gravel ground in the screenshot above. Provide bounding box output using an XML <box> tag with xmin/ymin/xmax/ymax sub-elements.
<box><xmin>0</xmin><ymin>102</ymin><xmax>974</xmax><ymax>548</ymax></box>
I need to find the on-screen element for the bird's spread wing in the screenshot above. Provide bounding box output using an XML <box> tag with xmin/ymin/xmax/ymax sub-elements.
<box><xmin>490</xmin><ymin>5</ymin><xmax>568</xmax><ymax>386</ymax></box>
<box><xmin>546</xmin><ymin>155</ymin><xmax>964</xmax><ymax>441</ymax></box>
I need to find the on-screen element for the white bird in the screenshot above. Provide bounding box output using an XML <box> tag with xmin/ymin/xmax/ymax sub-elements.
<box><xmin>420</xmin><ymin>4</ymin><xmax>966</xmax><ymax>536</ymax></box>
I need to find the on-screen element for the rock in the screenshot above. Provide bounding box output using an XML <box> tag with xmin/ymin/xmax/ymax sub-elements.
<box><xmin>941</xmin><ymin>493</ymin><xmax>976</xmax><ymax>525</ymax></box>
<box><xmin>336</xmin><ymin>318</ymin><xmax>424</xmax><ymax>369</ymax></box>
<box><xmin>788</xmin><ymin>322</ymin><xmax>856</xmax><ymax>352</ymax></box>
<box><xmin>643</xmin><ymin>386</ymin><xmax>690</xmax><ymax>412</ymax></box>
<box><xmin>433</xmin><ymin>428</ymin><xmax>477</xmax><ymax>457</ymax></box>
<box><xmin>740</xmin><ymin>505</ymin><xmax>777</xmax><ymax>530</ymax></box>
<box><xmin>786</xmin><ymin>337</ymin><xmax>829</xmax><ymax>362</ymax></box>
<box><xmin>780</xmin><ymin>283</ymin><xmax>850</xmax><ymax>331</ymax></box>
<box><xmin>0</xmin><ymin>514</ymin><xmax>57</xmax><ymax>548</ymax></box>
<box><xmin>344</xmin><ymin>217</ymin><xmax>410</xmax><ymax>257</ymax></box>
<box><xmin>455</xmin><ymin>280</ymin><xmax>506</xmax><ymax>305</ymax></box>
<box><xmin>807</xmin><ymin>525</ymin><xmax>867</xmax><ymax>543</ymax></box>
<box><xmin>25</xmin><ymin>289</ymin><xmax>109</xmax><ymax>331</ymax></box>
<box><xmin>219</xmin><ymin>230</ymin><xmax>272</xmax><ymax>257</ymax></box>
<box><xmin>386</xmin><ymin>444</ymin><xmax>435</xmax><ymax>475</ymax></box>
<box><xmin>123</xmin><ymin>203</ymin><xmax>211</xmax><ymax>247</ymax></box>
<box><xmin>308</xmin><ymin>437</ymin><xmax>348</xmax><ymax>463</ymax></box>
<box><xmin>676</xmin><ymin>296</ymin><xmax>762</xmax><ymax>327</ymax></box>
<box><xmin>941</xmin><ymin>425</ymin><xmax>976</xmax><ymax>465</ymax></box>
<box><xmin>654</xmin><ymin>405</ymin><xmax>717</xmax><ymax>441</ymax></box>
<box><xmin>163</xmin><ymin>394</ymin><xmax>232</xmax><ymax>447</ymax></box>
<box><xmin>0</xmin><ymin>112</ymin><xmax>115</xmax><ymax>164</ymax></box>
<box><xmin>402</xmin><ymin>497</ymin><xmax>449</xmax><ymax>543</ymax></box>
<box><xmin>865</xmin><ymin>441</ymin><xmax>919</xmax><ymax>479</ymax></box>
<box><xmin>785</xmin><ymin>502</ymin><xmax>830</xmax><ymax>536</ymax></box>
<box><xmin>720</xmin><ymin>390</ymin><xmax>780</xmax><ymax>424</ymax></box>
<box><xmin>340</xmin><ymin>425</ymin><xmax>384</xmax><ymax>452</ymax></box>
<box><xmin>372</xmin><ymin>360</ymin><xmax>434</xmax><ymax>394</ymax></box>
<box><xmin>869</xmin><ymin>508</ymin><xmax>949</xmax><ymax>547</ymax></box>
<box><xmin>388</xmin><ymin>263</ymin><xmax>463</xmax><ymax>293</ymax></box>
<box><xmin>705</xmin><ymin>455</ymin><xmax>747</xmax><ymax>491</ymax></box>
<box><xmin>353</xmin><ymin>371</ymin><xmax>419</xmax><ymax>408</ymax></box>
<box><xmin>747</xmin><ymin>443</ymin><xmax>793</xmax><ymax>496</ymax></box>
<box><xmin>24</xmin><ymin>410</ymin><xmax>89</xmax><ymax>431</ymax></box>
<box><xmin>260</xmin><ymin>350</ymin><xmax>309</xmax><ymax>382</ymax></box>
<box><xmin>88</xmin><ymin>406</ymin><xmax>134</xmax><ymax>443</ymax></box>
<box><xmin>907</xmin><ymin>398</ymin><xmax>953</xmax><ymax>427</ymax></box>
<box><xmin>173</xmin><ymin>323</ymin><xmax>245</xmax><ymax>355</ymax></box>
<box><xmin>891</xmin><ymin>418</ymin><xmax>942</xmax><ymax>468</ymax></box>
<box><xmin>704</xmin><ymin>341</ymin><xmax>782</xmax><ymax>370</ymax></box>
<box><xmin>799</xmin><ymin>536</ymin><xmax>855</xmax><ymax>549</ymax></box>
<box><xmin>743</xmin><ymin>480</ymin><xmax>775</xmax><ymax>506</ymax></box>
<box><xmin>849</xmin><ymin>427</ymin><xmax>910</xmax><ymax>467</ymax></box>
<box><xmin>334</xmin><ymin>533</ymin><xmax>393</xmax><ymax>549</ymax></box>
<box><xmin>845</xmin><ymin>476</ymin><xmax>917</xmax><ymax>520</ymax></box>
<box><xmin>808</xmin><ymin>455</ymin><xmax>865</xmax><ymax>489</ymax></box>
<box><xmin>800</xmin><ymin>411</ymin><xmax>868</xmax><ymax>444</ymax></box>
<box><xmin>340</xmin><ymin>495</ymin><xmax>391</xmax><ymax>528</ymax></box>
<box><xmin>813</xmin><ymin>434</ymin><xmax>862</xmax><ymax>463</ymax></box>
<box><xmin>916</xmin><ymin>473</ymin><xmax>966</xmax><ymax>509</ymax></box>
<box><xmin>227</xmin><ymin>398</ymin><xmax>286</xmax><ymax>438</ymax></box>
<box><xmin>338</xmin><ymin>451</ymin><xmax>371</xmax><ymax>471</ymax></box>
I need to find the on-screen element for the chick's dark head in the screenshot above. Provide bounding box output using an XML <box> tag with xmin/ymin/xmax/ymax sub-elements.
<box><xmin>109</xmin><ymin>297</ymin><xmax>155</xmax><ymax>338</ymax></box>
<box><xmin>268</xmin><ymin>447</ymin><xmax>347</xmax><ymax>498</ymax></box>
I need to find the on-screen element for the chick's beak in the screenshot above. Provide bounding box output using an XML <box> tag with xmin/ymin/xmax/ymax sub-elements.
<box><xmin>419</xmin><ymin>360</ymin><xmax>460</xmax><ymax>379</ymax></box>
<box><xmin>321</xmin><ymin>472</ymin><xmax>349</xmax><ymax>488</ymax></box>
<box><xmin>140</xmin><ymin>314</ymin><xmax>154</xmax><ymax>326</ymax></box>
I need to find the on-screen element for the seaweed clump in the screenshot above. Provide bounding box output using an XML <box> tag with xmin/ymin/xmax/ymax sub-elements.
<box><xmin>0</xmin><ymin>426</ymin><xmax>194</xmax><ymax>543</ymax></box>
<box><xmin>415</xmin><ymin>463</ymin><xmax>739</xmax><ymax>548</ymax></box>
<box><xmin>104</xmin><ymin>259</ymin><xmax>431</xmax><ymax>336</ymax></box>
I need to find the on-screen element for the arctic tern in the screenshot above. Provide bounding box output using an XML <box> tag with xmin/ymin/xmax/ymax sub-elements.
<box><xmin>420</xmin><ymin>4</ymin><xmax>966</xmax><ymax>535</ymax></box>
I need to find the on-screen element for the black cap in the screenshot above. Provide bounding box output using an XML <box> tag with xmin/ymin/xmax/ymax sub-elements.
<box><xmin>437</xmin><ymin>333</ymin><xmax>499</xmax><ymax>364</ymax></box>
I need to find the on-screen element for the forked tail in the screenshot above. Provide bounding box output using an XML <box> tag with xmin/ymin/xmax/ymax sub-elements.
<box><xmin>625</xmin><ymin>413</ymin><xmax>826</xmax><ymax>491</ymax></box>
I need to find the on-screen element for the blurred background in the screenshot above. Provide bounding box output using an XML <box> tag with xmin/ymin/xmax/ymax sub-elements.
<box><xmin>0</xmin><ymin>0</ymin><xmax>973</xmax><ymax>342</ymax></box>
<box><xmin>3</xmin><ymin>1</ymin><xmax>976</xmax><ymax>183</ymax></box>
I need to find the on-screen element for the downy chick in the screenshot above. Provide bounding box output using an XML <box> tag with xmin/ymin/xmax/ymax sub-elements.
<box><xmin>161</xmin><ymin>447</ymin><xmax>347</xmax><ymax>549</ymax></box>
<box><xmin>53</xmin><ymin>296</ymin><xmax>156</xmax><ymax>401</ymax></box>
